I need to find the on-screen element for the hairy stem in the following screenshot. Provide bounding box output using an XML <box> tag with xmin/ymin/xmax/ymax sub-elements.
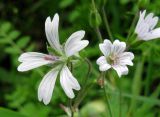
<box><xmin>73</xmin><ymin>58</ymin><xmax>92</xmax><ymax>108</ymax></box>
<box><xmin>103</xmin><ymin>72</ymin><xmax>113</xmax><ymax>117</ymax></box>
<box><xmin>95</xmin><ymin>27</ymin><xmax>103</xmax><ymax>42</ymax></box>
<box><xmin>119</xmin><ymin>78</ymin><xmax>122</xmax><ymax>117</ymax></box>
<box><xmin>126</xmin><ymin>8</ymin><xmax>139</xmax><ymax>43</ymax></box>
<box><xmin>102</xmin><ymin>6</ymin><xmax>114</xmax><ymax>41</ymax></box>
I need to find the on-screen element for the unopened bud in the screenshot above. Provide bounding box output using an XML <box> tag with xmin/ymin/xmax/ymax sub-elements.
<box><xmin>89</xmin><ymin>10</ymin><xmax>102</xmax><ymax>27</ymax></box>
<box><xmin>97</xmin><ymin>78</ymin><xmax>104</xmax><ymax>88</ymax></box>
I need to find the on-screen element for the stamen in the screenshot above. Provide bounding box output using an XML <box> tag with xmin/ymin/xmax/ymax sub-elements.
<box><xmin>107</xmin><ymin>54</ymin><xmax>118</xmax><ymax>65</ymax></box>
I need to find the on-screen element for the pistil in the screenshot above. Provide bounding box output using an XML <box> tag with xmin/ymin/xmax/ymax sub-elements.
<box><xmin>44</xmin><ymin>55</ymin><xmax>59</xmax><ymax>61</ymax></box>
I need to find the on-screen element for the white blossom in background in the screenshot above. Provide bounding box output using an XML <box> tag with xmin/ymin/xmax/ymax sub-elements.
<box><xmin>97</xmin><ymin>39</ymin><xmax>134</xmax><ymax>77</ymax></box>
<box><xmin>17</xmin><ymin>13</ymin><xmax>89</xmax><ymax>105</ymax></box>
<box><xmin>135</xmin><ymin>10</ymin><xmax>160</xmax><ymax>41</ymax></box>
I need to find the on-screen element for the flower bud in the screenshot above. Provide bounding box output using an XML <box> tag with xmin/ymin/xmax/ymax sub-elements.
<box><xmin>89</xmin><ymin>0</ymin><xmax>102</xmax><ymax>27</ymax></box>
<box><xmin>97</xmin><ymin>78</ymin><xmax>104</xmax><ymax>88</ymax></box>
<box><xmin>89</xmin><ymin>10</ymin><xmax>102</xmax><ymax>27</ymax></box>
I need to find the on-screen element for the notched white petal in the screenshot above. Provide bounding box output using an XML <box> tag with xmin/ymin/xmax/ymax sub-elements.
<box><xmin>65</xmin><ymin>39</ymin><xmax>89</xmax><ymax>57</ymax></box>
<box><xmin>112</xmin><ymin>65</ymin><xmax>128</xmax><ymax>77</ymax></box>
<box><xmin>96</xmin><ymin>56</ymin><xmax>106</xmax><ymax>65</ymax></box>
<box><xmin>118</xmin><ymin>52</ymin><xmax>134</xmax><ymax>60</ymax></box>
<box><xmin>144</xmin><ymin>28</ymin><xmax>160</xmax><ymax>40</ymax></box>
<box><xmin>17</xmin><ymin>60</ymin><xmax>53</xmax><ymax>72</ymax></box>
<box><xmin>18</xmin><ymin>52</ymin><xmax>48</xmax><ymax>62</ymax></box>
<box><xmin>99</xmin><ymin>39</ymin><xmax>112</xmax><ymax>57</ymax></box>
<box><xmin>99</xmin><ymin>64</ymin><xmax>111</xmax><ymax>71</ymax></box>
<box><xmin>60</xmin><ymin>65</ymin><xmax>81</xmax><ymax>99</ymax></box>
<box><xmin>38</xmin><ymin>67</ymin><xmax>59</xmax><ymax>105</ymax></box>
<box><xmin>17</xmin><ymin>52</ymin><xmax>56</xmax><ymax>72</ymax></box>
<box><xmin>96</xmin><ymin>56</ymin><xmax>111</xmax><ymax>71</ymax></box>
<box><xmin>112</xmin><ymin>40</ymin><xmax>126</xmax><ymax>54</ymax></box>
<box><xmin>65</xmin><ymin>66</ymin><xmax>81</xmax><ymax>90</ymax></box>
<box><xmin>65</xmin><ymin>30</ymin><xmax>85</xmax><ymax>48</ymax></box>
<box><xmin>64</xmin><ymin>30</ymin><xmax>88</xmax><ymax>57</ymax></box>
<box><xmin>45</xmin><ymin>13</ymin><xmax>62</xmax><ymax>52</ymax></box>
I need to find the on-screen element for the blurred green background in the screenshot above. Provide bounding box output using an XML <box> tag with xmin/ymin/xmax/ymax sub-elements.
<box><xmin>0</xmin><ymin>0</ymin><xmax>160</xmax><ymax>117</ymax></box>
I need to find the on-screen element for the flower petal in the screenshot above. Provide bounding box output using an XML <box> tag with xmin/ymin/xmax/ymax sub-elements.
<box><xmin>148</xmin><ymin>16</ymin><xmax>158</xmax><ymax>30</ymax></box>
<box><xmin>143</xmin><ymin>28</ymin><xmax>160</xmax><ymax>40</ymax></box>
<box><xmin>45</xmin><ymin>14</ymin><xmax>62</xmax><ymax>53</ymax></box>
<box><xmin>65</xmin><ymin>40</ymin><xmax>89</xmax><ymax>57</ymax></box>
<box><xmin>99</xmin><ymin>64</ymin><xmax>111</xmax><ymax>71</ymax></box>
<box><xmin>144</xmin><ymin>13</ymin><xmax>154</xmax><ymax>24</ymax></box>
<box><xmin>65</xmin><ymin>30</ymin><xmax>89</xmax><ymax>57</ymax></box>
<box><xmin>112</xmin><ymin>40</ymin><xmax>126</xmax><ymax>55</ymax></box>
<box><xmin>96</xmin><ymin>56</ymin><xmax>111</xmax><ymax>71</ymax></box>
<box><xmin>112</xmin><ymin>65</ymin><xmax>128</xmax><ymax>77</ymax></box>
<box><xmin>18</xmin><ymin>61</ymin><xmax>53</xmax><ymax>72</ymax></box>
<box><xmin>117</xmin><ymin>59</ymin><xmax>133</xmax><ymax>66</ymax></box>
<box><xmin>99</xmin><ymin>39</ymin><xmax>112</xmax><ymax>57</ymax></box>
<box><xmin>65</xmin><ymin>30</ymin><xmax>85</xmax><ymax>48</ymax></box>
<box><xmin>17</xmin><ymin>52</ymin><xmax>54</xmax><ymax>72</ymax></box>
<box><xmin>135</xmin><ymin>10</ymin><xmax>146</xmax><ymax>33</ymax></box>
<box><xmin>144</xmin><ymin>12</ymin><xmax>158</xmax><ymax>30</ymax></box>
<box><xmin>96</xmin><ymin>56</ymin><xmax>106</xmax><ymax>65</ymax></box>
<box><xmin>136</xmin><ymin>21</ymin><xmax>149</xmax><ymax>37</ymax></box>
<box><xmin>64</xmin><ymin>66</ymin><xmax>81</xmax><ymax>90</ymax></box>
<box><xmin>60</xmin><ymin>65</ymin><xmax>80</xmax><ymax>98</ymax></box>
<box><xmin>18</xmin><ymin>52</ymin><xmax>49</xmax><ymax>62</ymax></box>
<box><xmin>116</xmin><ymin>52</ymin><xmax>134</xmax><ymax>66</ymax></box>
<box><xmin>38</xmin><ymin>67</ymin><xmax>59</xmax><ymax>105</ymax></box>
<box><xmin>118</xmin><ymin>52</ymin><xmax>134</xmax><ymax>60</ymax></box>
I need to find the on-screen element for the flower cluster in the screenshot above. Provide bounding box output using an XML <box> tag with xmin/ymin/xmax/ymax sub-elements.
<box><xmin>97</xmin><ymin>39</ymin><xmax>134</xmax><ymax>77</ymax></box>
<box><xmin>17</xmin><ymin>10</ymin><xmax>160</xmax><ymax>105</ymax></box>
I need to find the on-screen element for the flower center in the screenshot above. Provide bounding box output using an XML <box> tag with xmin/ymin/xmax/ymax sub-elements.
<box><xmin>44</xmin><ymin>55</ymin><xmax>59</xmax><ymax>61</ymax></box>
<box><xmin>107</xmin><ymin>54</ymin><xmax>117</xmax><ymax>65</ymax></box>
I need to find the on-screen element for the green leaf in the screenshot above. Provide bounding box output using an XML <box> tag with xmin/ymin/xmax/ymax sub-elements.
<box><xmin>106</xmin><ymin>90</ymin><xmax>160</xmax><ymax>106</ymax></box>
<box><xmin>129</xmin><ymin>55</ymin><xmax>145</xmax><ymax>114</ymax></box>
<box><xmin>5</xmin><ymin>47</ymin><xmax>20</xmax><ymax>54</ymax></box>
<box><xmin>0</xmin><ymin>107</ymin><xmax>26</xmax><ymax>117</ymax></box>
<box><xmin>26</xmin><ymin>43</ymin><xmax>35</xmax><ymax>51</ymax></box>
<box><xmin>8</xmin><ymin>30</ymin><xmax>21</xmax><ymax>40</ymax></box>
<box><xmin>0</xmin><ymin>30</ymin><xmax>20</xmax><ymax>44</ymax></box>
<box><xmin>17</xmin><ymin>36</ymin><xmax>30</xmax><ymax>48</ymax></box>
<box><xmin>0</xmin><ymin>22</ymin><xmax>12</xmax><ymax>33</ymax></box>
<box><xmin>19</xmin><ymin>103</ymin><xmax>51</xmax><ymax>117</ymax></box>
<box><xmin>80</xmin><ymin>100</ymin><xmax>106</xmax><ymax>117</ymax></box>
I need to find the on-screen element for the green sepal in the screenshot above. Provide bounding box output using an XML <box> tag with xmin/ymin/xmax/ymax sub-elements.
<box><xmin>46</xmin><ymin>44</ymin><xmax>62</xmax><ymax>56</ymax></box>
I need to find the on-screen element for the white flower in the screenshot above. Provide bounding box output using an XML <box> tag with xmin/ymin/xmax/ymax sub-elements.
<box><xmin>96</xmin><ymin>39</ymin><xmax>134</xmax><ymax>77</ymax></box>
<box><xmin>135</xmin><ymin>10</ymin><xmax>160</xmax><ymax>41</ymax></box>
<box><xmin>17</xmin><ymin>13</ymin><xmax>89</xmax><ymax>105</ymax></box>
